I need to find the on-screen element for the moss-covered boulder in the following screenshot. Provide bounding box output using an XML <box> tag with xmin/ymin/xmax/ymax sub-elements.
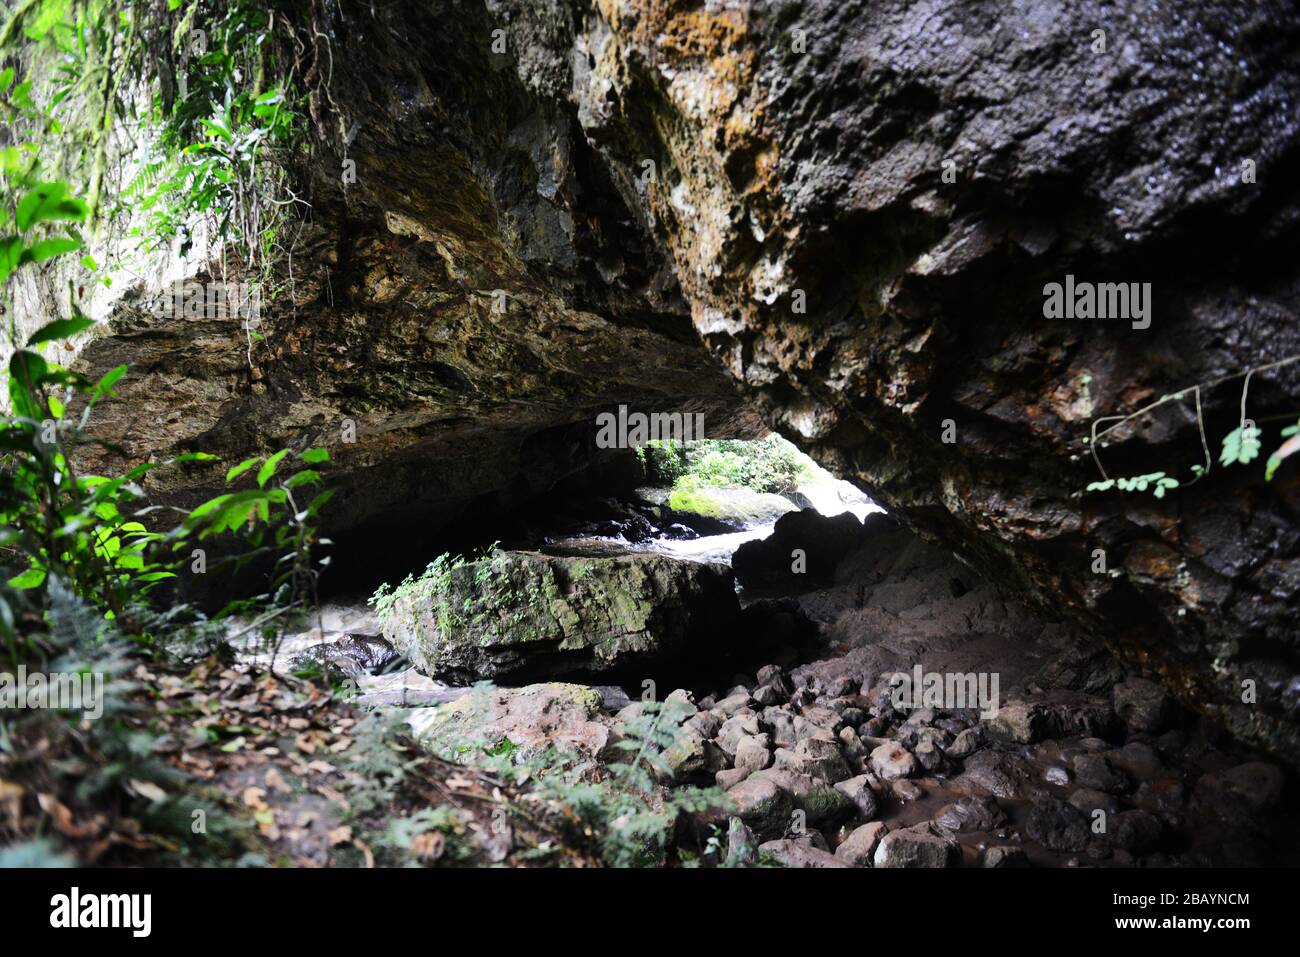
<box><xmin>374</xmin><ymin>550</ymin><xmax>740</xmax><ymax>681</ymax></box>
<box><xmin>665</xmin><ymin>482</ymin><xmax>796</xmax><ymax>533</ymax></box>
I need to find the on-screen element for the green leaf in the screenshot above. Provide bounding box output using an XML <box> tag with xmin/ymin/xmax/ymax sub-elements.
<box><xmin>122</xmin><ymin>461</ymin><xmax>163</xmax><ymax>481</ymax></box>
<box><xmin>1266</xmin><ymin>434</ymin><xmax>1300</xmax><ymax>481</ymax></box>
<box><xmin>28</xmin><ymin>237</ymin><xmax>81</xmax><ymax>263</ymax></box>
<box><xmin>1152</xmin><ymin>477</ymin><xmax>1180</xmax><ymax>499</ymax></box>
<box><xmin>28</xmin><ymin>315</ymin><xmax>94</xmax><ymax>346</ymax></box>
<box><xmin>0</xmin><ymin>235</ymin><xmax>22</xmax><ymax>283</ymax></box>
<box><xmin>7</xmin><ymin>567</ymin><xmax>46</xmax><ymax>589</ymax></box>
<box><xmin>201</xmin><ymin>115</ymin><xmax>234</xmax><ymax>143</ymax></box>
<box><xmin>16</xmin><ymin>183</ymin><xmax>88</xmax><ymax>231</ymax></box>
<box><xmin>256</xmin><ymin>449</ymin><xmax>289</xmax><ymax>488</ymax></box>
<box><xmin>1219</xmin><ymin>424</ymin><xmax>1262</xmax><ymax>468</ymax></box>
<box><xmin>282</xmin><ymin>469</ymin><xmax>320</xmax><ymax>489</ymax></box>
<box><xmin>0</xmin><ymin>146</ymin><xmax>25</xmax><ymax>178</ymax></box>
<box><xmin>299</xmin><ymin>447</ymin><xmax>329</xmax><ymax>464</ymax></box>
<box><xmin>187</xmin><ymin>493</ymin><xmax>233</xmax><ymax>524</ymax></box>
<box><xmin>226</xmin><ymin>456</ymin><xmax>261</xmax><ymax>482</ymax></box>
<box><xmin>9</xmin><ymin>349</ymin><xmax>49</xmax><ymax>390</ymax></box>
<box><xmin>93</xmin><ymin>364</ymin><xmax>127</xmax><ymax>396</ymax></box>
<box><xmin>0</xmin><ymin>67</ymin><xmax>13</xmax><ymax>93</ymax></box>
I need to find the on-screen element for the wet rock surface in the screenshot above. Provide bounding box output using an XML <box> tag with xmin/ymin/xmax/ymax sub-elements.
<box><xmin>302</xmin><ymin>517</ymin><xmax>1298</xmax><ymax>867</ymax></box>
<box><xmin>376</xmin><ymin>550</ymin><xmax>741</xmax><ymax>683</ymax></box>
<box><xmin>686</xmin><ymin>652</ymin><xmax>1296</xmax><ymax>866</ymax></box>
<box><xmin>409</xmin><ymin>682</ymin><xmax>614</xmax><ymax>762</ymax></box>
<box><xmin>551</xmin><ymin>0</ymin><xmax>1300</xmax><ymax>766</ymax></box>
<box><xmin>732</xmin><ymin>509</ymin><xmax>868</xmax><ymax>592</ymax></box>
<box><xmin>660</xmin><ymin>485</ymin><xmax>797</xmax><ymax>533</ymax></box>
<box><xmin>60</xmin><ymin>0</ymin><xmax>1300</xmax><ymax>766</ymax></box>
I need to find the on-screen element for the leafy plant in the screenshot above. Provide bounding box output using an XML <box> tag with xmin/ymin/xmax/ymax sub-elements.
<box><xmin>185</xmin><ymin>446</ymin><xmax>335</xmax><ymax>670</ymax></box>
<box><xmin>1266</xmin><ymin>419</ymin><xmax>1300</xmax><ymax>481</ymax></box>
<box><xmin>0</xmin><ymin>576</ymin><xmax>250</xmax><ymax>865</ymax></box>
<box><xmin>2</xmin><ymin>0</ymin><xmax>308</xmax><ymax>292</ymax></box>
<box><xmin>641</xmin><ymin>434</ymin><xmax>815</xmax><ymax>497</ymax></box>
<box><xmin>1084</xmin><ymin>355</ymin><xmax>1300</xmax><ymax>496</ymax></box>
<box><xmin>1219</xmin><ymin>423</ymin><xmax>1262</xmax><ymax>468</ymax></box>
<box><xmin>0</xmin><ymin>179</ymin><xmax>215</xmax><ymax>621</ymax></box>
<box><xmin>1086</xmin><ymin>471</ymin><xmax>1180</xmax><ymax>499</ymax></box>
<box><xmin>370</xmin><ymin>541</ymin><xmax>503</xmax><ymax>631</ymax></box>
<box><xmin>436</xmin><ymin>689</ymin><xmax>730</xmax><ymax>868</ymax></box>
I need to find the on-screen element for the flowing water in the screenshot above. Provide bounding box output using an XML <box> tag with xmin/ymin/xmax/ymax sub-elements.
<box><xmin>548</xmin><ymin>475</ymin><xmax>881</xmax><ymax>565</ymax></box>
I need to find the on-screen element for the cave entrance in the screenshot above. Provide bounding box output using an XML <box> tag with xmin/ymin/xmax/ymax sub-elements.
<box><xmin>314</xmin><ymin>431</ymin><xmax>879</xmax><ymax>604</ymax></box>
<box><xmin>285</xmin><ymin>432</ymin><xmax>882</xmax><ymax>696</ymax></box>
<box><xmin>531</xmin><ymin>433</ymin><xmax>880</xmax><ymax>566</ymax></box>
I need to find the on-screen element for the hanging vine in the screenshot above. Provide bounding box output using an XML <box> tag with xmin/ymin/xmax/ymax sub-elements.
<box><xmin>1083</xmin><ymin>351</ymin><xmax>1300</xmax><ymax>497</ymax></box>
<box><xmin>1</xmin><ymin>0</ymin><xmax>326</xmax><ymax>319</ymax></box>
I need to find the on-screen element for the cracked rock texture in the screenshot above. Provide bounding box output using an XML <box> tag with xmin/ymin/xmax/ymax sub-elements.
<box><xmin>72</xmin><ymin>0</ymin><xmax>762</xmax><ymax>557</ymax></box>
<box><xmin>550</xmin><ymin>0</ymin><xmax>1300</xmax><ymax>764</ymax></box>
<box><xmin>68</xmin><ymin>1</ymin><xmax>1300</xmax><ymax>764</ymax></box>
<box><xmin>376</xmin><ymin>550</ymin><xmax>740</xmax><ymax>682</ymax></box>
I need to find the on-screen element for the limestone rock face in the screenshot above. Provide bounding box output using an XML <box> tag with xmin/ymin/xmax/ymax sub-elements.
<box><xmin>547</xmin><ymin>0</ymin><xmax>1300</xmax><ymax>764</ymax></box>
<box><xmin>69</xmin><ymin>0</ymin><xmax>761</xmax><ymax>561</ymax></box>
<box><xmin>66</xmin><ymin>0</ymin><xmax>1300</xmax><ymax>763</ymax></box>
<box><xmin>376</xmin><ymin>550</ymin><xmax>740</xmax><ymax>682</ymax></box>
<box><xmin>410</xmin><ymin>682</ymin><xmax>612</xmax><ymax>761</ymax></box>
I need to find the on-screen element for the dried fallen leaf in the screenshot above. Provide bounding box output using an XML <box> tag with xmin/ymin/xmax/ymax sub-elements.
<box><xmin>107</xmin><ymin>826</ymin><xmax>155</xmax><ymax>850</ymax></box>
<box><xmin>0</xmin><ymin>780</ymin><xmax>25</xmax><ymax>830</ymax></box>
<box><xmin>242</xmin><ymin>786</ymin><xmax>268</xmax><ymax>811</ymax></box>
<box><xmin>264</xmin><ymin>768</ymin><xmax>292</xmax><ymax>794</ymax></box>
<box><xmin>315</xmin><ymin>784</ymin><xmax>351</xmax><ymax>812</ymax></box>
<box><xmin>37</xmin><ymin>793</ymin><xmax>101</xmax><ymax>838</ymax></box>
<box><xmin>328</xmin><ymin>825</ymin><xmax>353</xmax><ymax>846</ymax></box>
<box><xmin>353</xmin><ymin>837</ymin><xmax>375</xmax><ymax>868</ymax></box>
<box><xmin>410</xmin><ymin>830</ymin><xmax>445</xmax><ymax>863</ymax></box>
<box><xmin>254</xmin><ymin>807</ymin><xmax>279</xmax><ymax>839</ymax></box>
<box><xmin>128</xmin><ymin>779</ymin><xmax>168</xmax><ymax>803</ymax></box>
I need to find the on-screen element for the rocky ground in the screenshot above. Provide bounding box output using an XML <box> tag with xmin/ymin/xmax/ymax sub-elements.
<box><xmin>58</xmin><ymin>0</ymin><xmax>1300</xmax><ymax>776</ymax></box>
<box><xmin>270</xmin><ymin>506</ymin><xmax>1297</xmax><ymax>868</ymax></box>
<box><xmin>1</xmin><ymin>646</ymin><xmax>612</xmax><ymax>869</ymax></box>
